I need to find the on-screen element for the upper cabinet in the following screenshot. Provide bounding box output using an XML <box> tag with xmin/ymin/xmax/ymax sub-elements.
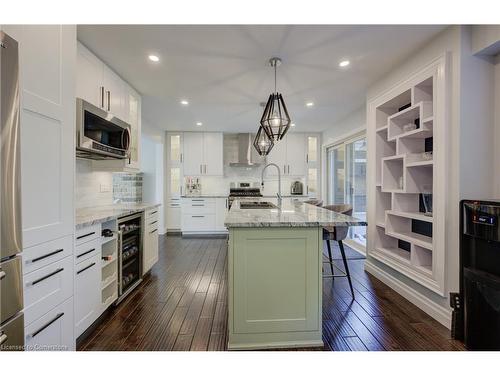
<box><xmin>183</xmin><ymin>132</ymin><xmax>223</xmax><ymax>176</ymax></box>
<box><xmin>77</xmin><ymin>42</ymin><xmax>142</xmax><ymax>171</ymax></box>
<box><xmin>77</xmin><ymin>43</ymin><xmax>128</xmax><ymax>122</ymax></box>
<box><xmin>2</xmin><ymin>25</ymin><xmax>76</xmax><ymax>248</ymax></box>
<box><xmin>267</xmin><ymin>133</ymin><xmax>306</xmax><ymax>176</ymax></box>
<box><xmin>126</xmin><ymin>85</ymin><xmax>141</xmax><ymax>170</ymax></box>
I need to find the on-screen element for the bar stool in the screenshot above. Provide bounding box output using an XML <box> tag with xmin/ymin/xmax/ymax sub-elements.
<box><xmin>304</xmin><ymin>199</ymin><xmax>323</xmax><ymax>207</ymax></box>
<box><xmin>322</xmin><ymin>204</ymin><xmax>355</xmax><ymax>299</ymax></box>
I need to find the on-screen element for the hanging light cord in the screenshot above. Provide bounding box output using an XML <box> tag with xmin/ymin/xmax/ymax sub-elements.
<box><xmin>274</xmin><ymin>61</ymin><xmax>277</xmax><ymax>93</ymax></box>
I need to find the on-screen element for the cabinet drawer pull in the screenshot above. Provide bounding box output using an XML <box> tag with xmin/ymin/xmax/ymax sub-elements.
<box><xmin>76</xmin><ymin>248</ymin><xmax>96</xmax><ymax>259</ymax></box>
<box><xmin>107</xmin><ymin>90</ymin><xmax>111</xmax><ymax>111</ymax></box>
<box><xmin>150</xmin><ymin>229</ymin><xmax>158</xmax><ymax>234</ymax></box>
<box><xmin>149</xmin><ymin>220</ymin><xmax>158</xmax><ymax>225</ymax></box>
<box><xmin>192</xmin><ymin>199</ymin><xmax>204</xmax><ymax>202</ymax></box>
<box><xmin>77</xmin><ymin>262</ymin><xmax>96</xmax><ymax>275</ymax></box>
<box><xmin>77</xmin><ymin>231</ymin><xmax>95</xmax><ymax>240</ymax></box>
<box><xmin>30</xmin><ymin>268</ymin><xmax>64</xmax><ymax>286</ymax></box>
<box><xmin>192</xmin><ymin>204</ymin><xmax>204</xmax><ymax>207</ymax></box>
<box><xmin>31</xmin><ymin>248</ymin><xmax>64</xmax><ymax>263</ymax></box>
<box><xmin>150</xmin><ymin>210</ymin><xmax>158</xmax><ymax>215</ymax></box>
<box><xmin>192</xmin><ymin>215</ymin><xmax>205</xmax><ymax>218</ymax></box>
<box><xmin>100</xmin><ymin>86</ymin><xmax>105</xmax><ymax>108</ymax></box>
<box><xmin>29</xmin><ymin>313</ymin><xmax>64</xmax><ymax>338</ymax></box>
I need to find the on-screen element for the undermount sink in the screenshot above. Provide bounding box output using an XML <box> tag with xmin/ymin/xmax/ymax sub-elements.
<box><xmin>240</xmin><ymin>201</ymin><xmax>278</xmax><ymax>209</ymax></box>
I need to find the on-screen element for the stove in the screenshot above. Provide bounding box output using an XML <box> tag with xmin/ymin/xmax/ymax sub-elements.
<box><xmin>228</xmin><ymin>183</ymin><xmax>263</xmax><ymax>208</ymax></box>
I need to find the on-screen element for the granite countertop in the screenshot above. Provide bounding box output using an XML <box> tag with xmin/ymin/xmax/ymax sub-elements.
<box><xmin>224</xmin><ymin>198</ymin><xmax>367</xmax><ymax>228</ymax></box>
<box><xmin>76</xmin><ymin>203</ymin><xmax>161</xmax><ymax>229</ymax></box>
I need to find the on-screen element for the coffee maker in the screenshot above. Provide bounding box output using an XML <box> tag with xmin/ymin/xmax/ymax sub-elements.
<box><xmin>291</xmin><ymin>181</ymin><xmax>304</xmax><ymax>195</ymax></box>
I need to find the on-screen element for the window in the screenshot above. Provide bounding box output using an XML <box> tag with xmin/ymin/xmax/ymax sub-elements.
<box><xmin>326</xmin><ymin>134</ymin><xmax>367</xmax><ymax>249</ymax></box>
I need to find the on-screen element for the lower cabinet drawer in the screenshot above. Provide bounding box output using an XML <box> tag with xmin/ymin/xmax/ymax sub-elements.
<box><xmin>182</xmin><ymin>214</ymin><xmax>216</xmax><ymax>232</ymax></box>
<box><xmin>25</xmin><ymin>297</ymin><xmax>74</xmax><ymax>351</ymax></box>
<box><xmin>75</xmin><ymin>238</ymin><xmax>101</xmax><ymax>264</ymax></box>
<box><xmin>75</xmin><ymin>254</ymin><xmax>101</xmax><ymax>338</ymax></box>
<box><xmin>23</xmin><ymin>256</ymin><xmax>74</xmax><ymax>326</ymax></box>
<box><xmin>75</xmin><ymin>224</ymin><xmax>101</xmax><ymax>247</ymax></box>
<box><xmin>23</xmin><ymin>235</ymin><xmax>73</xmax><ymax>275</ymax></box>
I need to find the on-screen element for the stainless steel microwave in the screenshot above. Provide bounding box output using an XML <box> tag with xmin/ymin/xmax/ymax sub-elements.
<box><xmin>76</xmin><ymin>98</ymin><xmax>131</xmax><ymax>160</ymax></box>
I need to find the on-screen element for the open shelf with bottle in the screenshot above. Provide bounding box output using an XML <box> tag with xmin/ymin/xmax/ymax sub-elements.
<box><xmin>368</xmin><ymin>58</ymin><xmax>446</xmax><ymax>296</ymax></box>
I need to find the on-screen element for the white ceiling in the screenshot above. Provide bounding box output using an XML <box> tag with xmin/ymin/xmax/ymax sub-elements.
<box><xmin>77</xmin><ymin>25</ymin><xmax>445</xmax><ymax>133</ymax></box>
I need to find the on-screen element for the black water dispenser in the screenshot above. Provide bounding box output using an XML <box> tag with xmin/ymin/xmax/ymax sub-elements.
<box><xmin>459</xmin><ymin>200</ymin><xmax>500</xmax><ymax>350</ymax></box>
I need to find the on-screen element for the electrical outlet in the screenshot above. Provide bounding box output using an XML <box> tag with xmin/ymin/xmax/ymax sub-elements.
<box><xmin>100</xmin><ymin>183</ymin><xmax>111</xmax><ymax>193</ymax></box>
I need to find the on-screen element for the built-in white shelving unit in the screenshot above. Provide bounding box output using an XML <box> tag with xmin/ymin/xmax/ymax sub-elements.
<box><xmin>367</xmin><ymin>55</ymin><xmax>448</xmax><ymax>296</ymax></box>
<box><xmin>101</xmin><ymin>220</ymin><xmax>118</xmax><ymax>310</ymax></box>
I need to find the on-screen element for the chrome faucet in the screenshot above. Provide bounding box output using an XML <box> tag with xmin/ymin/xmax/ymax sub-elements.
<box><xmin>261</xmin><ymin>163</ymin><xmax>282</xmax><ymax>207</ymax></box>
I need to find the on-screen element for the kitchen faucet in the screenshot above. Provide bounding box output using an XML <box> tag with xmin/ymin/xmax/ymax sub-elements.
<box><xmin>261</xmin><ymin>163</ymin><xmax>282</xmax><ymax>207</ymax></box>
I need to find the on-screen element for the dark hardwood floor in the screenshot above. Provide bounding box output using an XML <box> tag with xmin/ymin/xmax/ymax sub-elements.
<box><xmin>78</xmin><ymin>235</ymin><xmax>464</xmax><ymax>351</ymax></box>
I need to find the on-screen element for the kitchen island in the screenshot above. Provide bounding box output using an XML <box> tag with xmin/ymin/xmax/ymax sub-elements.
<box><xmin>224</xmin><ymin>198</ymin><xmax>366</xmax><ymax>350</ymax></box>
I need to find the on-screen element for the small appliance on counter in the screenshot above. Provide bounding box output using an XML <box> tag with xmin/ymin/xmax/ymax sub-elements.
<box><xmin>291</xmin><ymin>181</ymin><xmax>304</xmax><ymax>195</ymax></box>
<box><xmin>185</xmin><ymin>177</ymin><xmax>201</xmax><ymax>195</ymax></box>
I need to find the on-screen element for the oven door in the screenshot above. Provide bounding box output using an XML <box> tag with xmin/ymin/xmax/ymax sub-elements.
<box><xmin>76</xmin><ymin>98</ymin><xmax>130</xmax><ymax>159</ymax></box>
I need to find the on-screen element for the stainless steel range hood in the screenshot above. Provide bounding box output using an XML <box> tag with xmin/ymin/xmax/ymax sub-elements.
<box><xmin>224</xmin><ymin>133</ymin><xmax>265</xmax><ymax>167</ymax></box>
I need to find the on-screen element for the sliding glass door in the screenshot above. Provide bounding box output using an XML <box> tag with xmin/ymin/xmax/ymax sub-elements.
<box><xmin>326</xmin><ymin>134</ymin><xmax>367</xmax><ymax>250</ymax></box>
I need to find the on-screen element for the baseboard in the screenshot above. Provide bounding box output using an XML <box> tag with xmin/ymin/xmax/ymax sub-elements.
<box><xmin>343</xmin><ymin>239</ymin><xmax>366</xmax><ymax>256</ymax></box>
<box><xmin>365</xmin><ymin>260</ymin><xmax>452</xmax><ymax>329</ymax></box>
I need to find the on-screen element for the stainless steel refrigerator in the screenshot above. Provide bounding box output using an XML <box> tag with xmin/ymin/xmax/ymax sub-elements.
<box><xmin>0</xmin><ymin>30</ymin><xmax>24</xmax><ymax>351</ymax></box>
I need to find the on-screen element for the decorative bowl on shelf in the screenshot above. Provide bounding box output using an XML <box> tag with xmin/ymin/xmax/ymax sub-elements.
<box><xmin>422</xmin><ymin>151</ymin><xmax>433</xmax><ymax>160</ymax></box>
<box><xmin>403</xmin><ymin>123</ymin><xmax>417</xmax><ymax>132</ymax></box>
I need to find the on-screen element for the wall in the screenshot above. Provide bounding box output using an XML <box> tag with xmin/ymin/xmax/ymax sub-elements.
<box><xmin>75</xmin><ymin>160</ymin><xmax>114</xmax><ymax>208</ymax></box>
<box><xmin>322</xmin><ymin>107</ymin><xmax>366</xmax><ymax>147</ymax></box>
<box><xmin>75</xmin><ymin>160</ymin><xmax>144</xmax><ymax>208</ymax></box>
<box><xmin>364</xmin><ymin>25</ymin><xmax>497</xmax><ymax>326</ymax></box>
<box><xmin>141</xmin><ymin>122</ymin><xmax>165</xmax><ymax>234</ymax></box>
<box><xmin>496</xmin><ymin>54</ymin><xmax>500</xmax><ymax>196</ymax></box>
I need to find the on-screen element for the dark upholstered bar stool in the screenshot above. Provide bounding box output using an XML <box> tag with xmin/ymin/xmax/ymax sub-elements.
<box><xmin>304</xmin><ymin>199</ymin><xmax>323</xmax><ymax>207</ymax></box>
<box><xmin>322</xmin><ymin>204</ymin><xmax>355</xmax><ymax>299</ymax></box>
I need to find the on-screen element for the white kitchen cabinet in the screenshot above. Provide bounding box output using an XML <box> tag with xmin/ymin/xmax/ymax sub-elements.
<box><xmin>182</xmin><ymin>132</ymin><xmax>223</xmax><ymax>176</ymax></box>
<box><xmin>203</xmin><ymin>132</ymin><xmax>224</xmax><ymax>176</ymax></box>
<box><xmin>166</xmin><ymin>199</ymin><xmax>182</xmax><ymax>232</ymax></box>
<box><xmin>267</xmin><ymin>133</ymin><xmax>306</xmax><ymax>177</ymax></box>
<box><xmin>125</xmin><ymin>85</ymin><xmax>141</xmax><ymax>171</ymax></box>
<box><xmin>215</xmin><ymin>198</ymin><xmax>229</xmax><ymax>232</ymax></box>
<box><xmin>25</xmin><ymin>297</ymin><xmax>75</xmax><ymax>351</ymax></box>
<box><xmin>181</xmin><ymin>197</ymin><xmax>228</xmax><ymax>234</ymax></box>
<box><xmin>77</xmin><ymin>42</ymin><xmax>130</xmax><ymax>124</ymax></box>
<box><xmin>143</xmin><ymin>209</ymin><xmax>159</xmax><ymax>274</ymax></box>
<box><xmin>1</xmin><ymin>25</ymin><xmax>76</xmax><ymax>248</ymax></box>
<box><xmin>76</xmin><ymin>43</ymin><xmax>104</xmax><ymax>108</ymax></box>
<box><xmin>75</xmin><ymin>254</ymin><xmax>101</xmax><ymax>338</ymax></box>
<box><xmin>286</xmin><ymin>133</ymin><xmax>306</xmax><ymax>176</ymax></box>
<box><xmin>103</xmin><ymin>65</ymin><xmax>127</xmax><ymax>120</ymax></box>
<box><xmin>183</xmin><ymin>132</ymin><xmax>205</xmax><ymax>175</ymax></box>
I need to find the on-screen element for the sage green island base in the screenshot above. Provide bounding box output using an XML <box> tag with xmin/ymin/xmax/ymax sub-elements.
<box><xmin>227</xmin><ymin>227</ymin><xmax>323</xmax><ymax>350</ymax></box>
<box><xmin>224</xmin><ymin>198</ymin><xmax>366</xmax><ymax>350</ymax></box>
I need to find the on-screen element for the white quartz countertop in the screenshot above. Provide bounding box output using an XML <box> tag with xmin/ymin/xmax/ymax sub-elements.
<box><xmin>76</xmin><ymin>203</ymin><xmax>161</xmax><ymax>229</ymax></box>
<box><xmin>224</xmin><ymin>198</ymin><xmax>367</xmax><ymax>228</ymax></box>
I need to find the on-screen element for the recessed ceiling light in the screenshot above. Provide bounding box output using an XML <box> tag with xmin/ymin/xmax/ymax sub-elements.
<box><xmin>180</xmin><ymin>100</ymin><xmax>189</xmax><ymax>106</ymax></box>
<box><xmin>196</xmin><ymin>122</ymin><xmax>203</xmax><ymax>126</ymax></box>
<box><xmin>339</xmin><ymin>60</ymin><xmax>350</xmax><ymax>68</ymax></box>
<box><xmin>291</xmin><ymin>123</ymin><xmax>296</xmax><ymax>127</ymax></box>
<box><xmin>148</xmin><ymin>55</ymin><xmax>160</xmax><ymax>62</ymax></box>
<box><xmin>306</xmin><ymin>102</ymin><xmax>314</xmax><ymax>107</ymax></box>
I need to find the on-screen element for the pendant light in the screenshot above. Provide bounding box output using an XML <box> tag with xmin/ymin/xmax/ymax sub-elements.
<box><xmin>260</xmin><ymin>57</ymin><xmax>291</xmax><ymax>141</ymax></box>
<box><xmin>253</xmin><ymin>125</ymin><xmax>274</xmax><ymax>156</ymax></box>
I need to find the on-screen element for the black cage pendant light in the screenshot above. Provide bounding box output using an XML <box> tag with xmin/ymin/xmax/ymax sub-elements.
<box><xmin>260</xmin><ymin>57</ymin><xmax>291</xmax><ymax>141</ymax></box>
<box><xmin>253</xmin><ymin>125</ymin><xmax>274</xmax><ymax>156</ymax></box>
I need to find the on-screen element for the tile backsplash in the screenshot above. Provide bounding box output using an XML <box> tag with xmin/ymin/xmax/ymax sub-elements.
<box><xmin>113</xmin><ymin>173</ymin><xmax>143</xmax><ymax>203</ymax></box>
<box><xmin>75</xmin><ymin>159</ymin><xmax>143</xmax><ymax>208</ymax></box>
